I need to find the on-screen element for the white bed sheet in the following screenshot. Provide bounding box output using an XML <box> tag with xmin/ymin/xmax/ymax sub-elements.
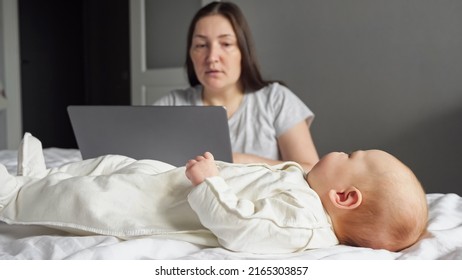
<box><xmin>1</xmin><ymin>148</ymin><xmax>461</xmax><ymax>260</ymax></box>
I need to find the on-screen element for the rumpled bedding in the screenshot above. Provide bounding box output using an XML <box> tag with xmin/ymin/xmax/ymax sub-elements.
<box><xmin>1</xmin><ymin>148</ymin><xmax>461</xmax><ymax>259</ymax></box>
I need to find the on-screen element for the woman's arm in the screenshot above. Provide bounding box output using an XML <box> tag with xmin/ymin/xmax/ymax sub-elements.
<box><xmin>233</xmin><ymin>120</ymin><xmax>319</xmax><ymax>172</ymax></box>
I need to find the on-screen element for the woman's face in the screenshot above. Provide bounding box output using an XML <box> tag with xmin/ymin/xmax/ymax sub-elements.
<box><xmin>190</xmin><ymin>15</ymin><xmax>242</xmax><ymax>93</ymax></box>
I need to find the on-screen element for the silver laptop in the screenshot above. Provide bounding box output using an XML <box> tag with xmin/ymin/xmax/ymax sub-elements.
<box><xmin>67</xmin><ymin>105</ymin><xmax>233</xmax><ymax>166</ymax></box>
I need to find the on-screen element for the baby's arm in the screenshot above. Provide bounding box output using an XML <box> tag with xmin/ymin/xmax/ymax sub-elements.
<box><xmin>187</xmin><ymin>178</ymin><xmax>325</xmax><ymax>254</ymax></box>
<box><xmin>185</xmin><ymin>152</ymin><xmax>219</xmax><ymax>186</ymax></box>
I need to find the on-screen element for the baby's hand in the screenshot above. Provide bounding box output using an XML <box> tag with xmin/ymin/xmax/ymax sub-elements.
<box><xmin>185</xmin><ymin>152</ymin><xmax>219</xmax><ymax>186</ymax></box>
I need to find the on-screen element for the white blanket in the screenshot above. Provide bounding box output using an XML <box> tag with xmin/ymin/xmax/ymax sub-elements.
<box><xmin>0</xmin><ymin>138</ymin><xmax>461</xmax><ymax>259</ymax></box>
<box><xmin>0</xmin><ymin>193</ymin><xmax>461</xmax><ymax>260</ymax></box>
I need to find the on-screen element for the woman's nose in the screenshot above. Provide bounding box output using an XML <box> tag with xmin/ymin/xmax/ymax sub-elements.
<box><xmin>206</xmin><ymin>44</ymin><xmax>220</xmax><ymax>64</ymax></box>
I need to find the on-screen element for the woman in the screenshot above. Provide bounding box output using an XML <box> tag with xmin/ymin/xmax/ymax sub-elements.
<box><xmin>154</xmin><ymin>1</ymin><xmax>319</xmax><ymax>171</ymax></box>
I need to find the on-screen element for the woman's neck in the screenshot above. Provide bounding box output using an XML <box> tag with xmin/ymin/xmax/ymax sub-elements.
<box><xmin>202</xmin><ymin>85</ymin><xmax>244</xmax><ymax>118</ymax></box>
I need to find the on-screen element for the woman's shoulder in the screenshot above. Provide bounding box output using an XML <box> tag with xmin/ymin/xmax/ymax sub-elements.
<box><xmin>250</xmin><ymin>82</ymin><xmax>298</xmax><ymax>104</ymax></box>
<box><xmin>153</xmin><ymin>85</ymin><xmax>202</xmax><ymax>105</ymax></box>
<box><xmin>249</xmin><ymin>82</ymin><xmax>312</xmax><ymax>117</ymax></box>
<box><xmin>255</xmin><ymin>82</ymin><xmax>290</xmax><ymax>92</ymax></box>
<box><xmin>171</xmin><ymin>86</ymin><xmax>201</xmax><ymax>98</ymax></box>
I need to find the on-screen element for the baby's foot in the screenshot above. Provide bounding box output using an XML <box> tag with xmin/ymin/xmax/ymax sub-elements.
<box><xmin>17</xmin><ymin>132</ymin><xmax>46</xmax><ymax>177</ymax></box>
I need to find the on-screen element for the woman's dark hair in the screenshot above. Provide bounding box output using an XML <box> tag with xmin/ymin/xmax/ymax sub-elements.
<box><xmin>185</xmin><ymin>1</ymin><xmax>273</xmax><ymax>92</ymax></box>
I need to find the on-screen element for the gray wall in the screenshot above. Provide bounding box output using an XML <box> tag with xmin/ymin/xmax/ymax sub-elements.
<box><xmin>233</xmin><ymin>0</ymin><xmax>462</xmax><ymax>195</ymax></box>
<box><xmin>0</xmin><ymin>1</ymin><xmax>5</xmax><ymax>150</ymax></box>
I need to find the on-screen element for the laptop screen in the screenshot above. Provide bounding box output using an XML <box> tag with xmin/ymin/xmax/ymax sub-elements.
<box><xmin>67</xmin><ymin>105</ymin><xmax>233</xmax><ymax>166</ymax></box>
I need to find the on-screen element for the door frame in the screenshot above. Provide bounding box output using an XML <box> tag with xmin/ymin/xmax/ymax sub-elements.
<box><xmin>129</xmin><ymin>0</ymin><xmax>215</xmax><ymax>105</ymax></box>
<box><xmin>1</xmin><ymin>0</ymin><xmax>22</xmax><ymax>149</ymax></box>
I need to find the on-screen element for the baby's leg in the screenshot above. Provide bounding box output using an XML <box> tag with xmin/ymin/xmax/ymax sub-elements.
<box><xmin>44</xmin><ymin>154</ymin><xmax>138</xmax><ymax>177</ymax></box>
<box><xmin>16</xmin><ymin>133</ymin><xmax>141</xmax><ymax>177</ymax></box>
<box><xmin>0</xmin><ymin>164</ymin><xmax>20</xmax><ymax>208</ymax></box>
<box><xmin>0</xmin><ymin>163</ymin><xmax>196</xmax><ymax>238</ymax></box>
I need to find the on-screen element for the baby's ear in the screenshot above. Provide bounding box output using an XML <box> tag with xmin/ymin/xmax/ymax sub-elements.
<box><xmin>328</xmin><ymin>187</ymin><xmax>362</xmax><ymax>210</ymax></box>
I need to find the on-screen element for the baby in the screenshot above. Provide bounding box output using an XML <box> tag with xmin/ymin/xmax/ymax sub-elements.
<box><xmin>0</xmin><ymin>134</ymin><xmax>427</xmax><ymax>253</ymax></box>
<box><xmin>187</xmin><ymin>150</ymin><xmax>428</xmax><ymax>252</ymax></box>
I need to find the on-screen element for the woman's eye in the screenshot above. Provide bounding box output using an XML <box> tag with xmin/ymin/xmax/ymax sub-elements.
<box><xmin>221</xmin><ymin>42</ymin><xmax>235</xmax><ymax>48</ymax></box>
<box><xmin>192</xmin><ymin>40</ymin><xmax>207</xmax><ymax>49</ymax></box>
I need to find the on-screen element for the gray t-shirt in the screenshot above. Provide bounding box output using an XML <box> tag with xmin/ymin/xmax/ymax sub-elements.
<box><xmin>153</xmin><ymin>83</ymin><xmax>314</xmax><ymax>160</ymax></box>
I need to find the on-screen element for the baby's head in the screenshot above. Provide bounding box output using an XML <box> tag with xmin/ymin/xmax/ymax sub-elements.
<box><xmin>307</xmin><ymin>150</ymin><xmax>428</xmax><ymax>251</ymax></box>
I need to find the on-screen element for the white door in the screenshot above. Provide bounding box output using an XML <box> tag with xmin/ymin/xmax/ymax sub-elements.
<box><xmin>130</xmin><ymin>0</ymin><xmax>214</xmax><ymax>105</ymax></box>
<box><xmin>0</xmin><ymin>0</ymin><xmax>22</xmax><ymax>149</ymax></box>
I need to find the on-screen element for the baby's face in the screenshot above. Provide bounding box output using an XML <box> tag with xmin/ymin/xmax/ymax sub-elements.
<box><xmin>307</xmin><ymin>150</ymin><xmax>401</xmax><ymax>198</ymax></box>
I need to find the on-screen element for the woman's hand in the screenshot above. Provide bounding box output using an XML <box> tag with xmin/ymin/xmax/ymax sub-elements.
<box><xmin>185</xmin><ymin>152</ymin><xmax>219</xmax><ymax>186</ymax></box>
